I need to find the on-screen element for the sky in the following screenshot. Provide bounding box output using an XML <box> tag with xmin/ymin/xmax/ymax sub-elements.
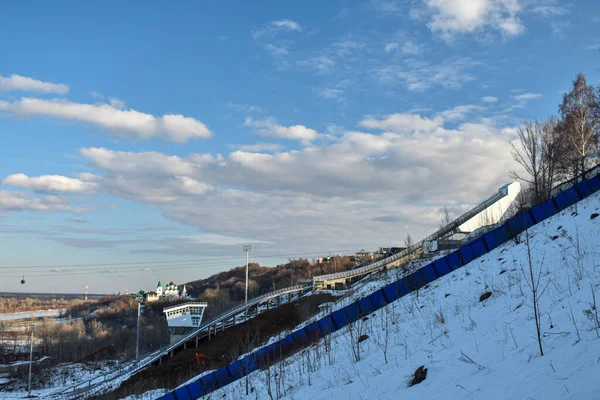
<box><xmin>0</xmin><ymin>0</ymin><xmax>599</xmax><ymax>295</ymax></box>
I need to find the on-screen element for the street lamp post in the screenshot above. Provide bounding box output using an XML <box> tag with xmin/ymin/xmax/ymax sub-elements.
<box><xmin>28</xmin><ymin>324</ymin><xmax>36</xmax><ymax>397</ymax></box>
<box><xmin>136</xmin><ymin>302</ymin><xmax>143</xmax><ymax>361</ymax></box>
<box><xmin>243</xmin><ymin>245</ymin><xmax>252</xmax><ymax>304</ymax></box>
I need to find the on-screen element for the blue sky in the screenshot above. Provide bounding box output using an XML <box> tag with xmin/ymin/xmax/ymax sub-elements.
<box><xmin>1</xmin><ymin>0</ymin><xmax>598</xmax><ymax>294</ymax></box>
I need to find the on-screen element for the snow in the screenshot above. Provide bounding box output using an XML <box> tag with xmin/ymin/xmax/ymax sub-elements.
<box><xmin>165</xmin><ymin>191</ymin><xmax>600</xmax><ymax>399</ymax></box>
<box><xmin>0</xmin><ymin>309</ymin><xmax>65</xmax><ymax>321</ymax></box>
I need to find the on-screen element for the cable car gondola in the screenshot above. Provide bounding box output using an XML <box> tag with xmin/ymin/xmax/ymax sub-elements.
<box><xmin>21</xmin><ymin>275</ymin><xmax>25</xmax><ymax>284</ymax></box>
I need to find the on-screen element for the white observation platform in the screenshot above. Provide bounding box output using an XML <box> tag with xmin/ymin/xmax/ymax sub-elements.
<box><xmin>163</xmin><ymin>302</ymin><xmax>208</xmax><ymax>334</ymax></box>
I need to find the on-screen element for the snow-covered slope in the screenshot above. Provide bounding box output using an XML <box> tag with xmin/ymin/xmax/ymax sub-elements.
<box><xmin>202</xmin><ymin>191</ymin><xmax>600</xmax><ymax>400</ymax></box>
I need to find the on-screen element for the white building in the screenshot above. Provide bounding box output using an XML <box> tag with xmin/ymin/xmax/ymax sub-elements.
<box><xmin>144</xmin><ymin>280</ymin><xmax>190</xmax><ymax>302</ymax></box>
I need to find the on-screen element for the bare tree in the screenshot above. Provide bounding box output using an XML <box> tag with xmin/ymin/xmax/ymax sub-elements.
<box><xmin>511</xmin><ymin>118</ymin><xmax>561</xmax><ymax>204</ymax></box>
<box><xmin>558</xmin><ymin>73</ymin><xmax>600</xmax><ymax>180</ymax></box>
<box><xmin>520</xmin><ymin>230</ymin><xmax>550</xmax><ymax>356</ymax></box>
<box><xmin>439</xmin><ymin>207</ymin><xmax>452</xmax><ymax>228</ymax></box>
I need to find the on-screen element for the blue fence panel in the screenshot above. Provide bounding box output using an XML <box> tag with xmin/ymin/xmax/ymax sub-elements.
<box><xmin>470</xmin><ymin>238</ymin><xmax>487</xmax><ymax>257</ymax></box>
<box><xmin>395</xmin><ymin>277</ymin><xmax>412</xmax><ymax>297</ymax></box>
<box><xmin>575</xmin><ymin>180</ymin><xmax>593</xmax><ymax>198</ymax></box>
<box><xmin>254</xmin><ymin>348</ymin><xmax>269</xmax><ymax>365</ymax></box>
<box><xmin>174</xmin><ymin>387</ymin><xmax>191</xmax><ymax>400</ymax></box>
<box><xmin>343</xmin><ymin>303</ymin><xmax>361</xmax><ymax>323</ymax></box>
<box><xmin>331</xmin><ymin>309</ymin><xmax>350</xmax><ymax>330</ymax></box>
<box><xmin>446</xmin><ymin>251</ymin><xmax>462</xmax><ymax>271</ymax></box>
<box><xmin>291</xmin><ymin>329</ymin><xmax>309</xmax><ymax>345</ymax></box>
<box><xmin>187</xmin><ymin>381</ymin><xmax>204</xmax><ymax>399</ymax></box>
<box><xmin>554</xmin><ymin>192</ymin><xmax>570</xmax><ymax>211</ymax></box>
<box><xmin>279</xmin><ymin>334</ymin><xmax>296</xmax><ymax>353</ymax></box>
<box><xmin>542</xmin><ymin>199</ymin><xmax>558</xmax><ymax>217</ymax></box>
<box><xmin>564</xmin><ymin>187</ymin><xmax>581</xmax><ymax>205</ymax></box>
<box><xmin>242</xmin><ymin>353</ymin><xmax>258</xmax><ymax>374</ymax></box>
<box><xmin>383</xmin><ymin>282</ymin><xmax>400</xmax><ymax>303</ymax></box>
<box><xmin>407</xmin><ymin>270</ymin><xmax>427</xmax><ymax>290</ymax></box>
<box><xmin>459</xmin><ymin>244</ymin><xmax>476</xmax><ymax>265</ymax></box>
<box><xmin>529</xmin><ymin>203</ymin><xmax>547</xmax><ymax>224</ymax></box>
<box><xmin>508</xmin><ymin>211</ymin><xmax>535</xmax><ymax>236</ymax></box>
<box><xmin>587</xmin><ymin>175</ymin><xmax>600</xmax><ymax>192</ymax></box>
<box><xmin>265</xmin><ymin>342</ymin><xmax>279</xmax><ymax>361</ymax></box>
<box><xmin>432</xmin><ymin>257</ymin><xmax>452</xmax><ymax>277</ymax></box>
<box><xmin>420</xmin><ymin>264</ymin><xmax>438</xmax><ymax>283</ymax></box>
<box><xmin>227</xmin><ymin>361</ymin><xmax>245</xmax><ymax>381</ymax></box>
<box><xmin>304</xmin><ymin>321</ymin><xmax>323</xmax><ymax>340</ymax></box>
<box><xmin>214</xmin><ymin>367</ymin><xmax>233</xmax><ymax>388</ymax></box>
<box><xmin>201</xmin><ymin>373</ymin><xmax>218</xmax><ymax>393</ymax></box>
<box><xmin>318</xmin><ymin>315</ymin><xmax>336</xmax><ymax>335</ymax></box>
<box><xmin>358</xmin><ymin>296</ymin><xmax>375</xmax><ymax>316</ymax></box>
<box><xmin>494</xmin><ymin>223</ymin><xmax>512</xmax><ymax>244</ymax></box>
<box><xmin>369</xmin><ymin>289</ymin><xmax>388</xmax><ymax>310</ymax></box>
<box><xmin>157</xmin><ymin>394</ymin><xmax>175</xmax><ymax>400</ymax></box>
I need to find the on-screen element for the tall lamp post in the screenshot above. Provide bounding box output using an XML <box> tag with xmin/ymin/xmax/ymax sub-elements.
<box><xmin>28</xmin><ymin>324</ymin><xmax>36</xmax><ymax>397</ymax></box>
<box><xmin>243</xmin><ymin>245</ymin><xmax>252</xmax><ymax>304</ymax></box>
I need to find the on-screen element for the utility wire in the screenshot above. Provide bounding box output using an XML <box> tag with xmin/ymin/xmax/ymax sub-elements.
<box><xmin>0</xmin><ymin>249</ymin><xmax>360</xmax><ymax>276</ymax></box>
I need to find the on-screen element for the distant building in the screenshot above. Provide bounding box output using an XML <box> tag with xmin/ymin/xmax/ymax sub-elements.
<box><xmin>136</xmin><ymin>279</ymin><xmax>190</xmax><ymax>303</ymax></box>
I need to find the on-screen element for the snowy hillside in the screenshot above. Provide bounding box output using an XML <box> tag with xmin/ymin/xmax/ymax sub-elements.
<box><xmin>192</xmin><ymin>191</ymin><xmax>600</xmax><ymax>400</ymax></box>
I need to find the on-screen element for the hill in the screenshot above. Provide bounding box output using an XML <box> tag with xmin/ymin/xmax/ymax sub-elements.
<box><xmin>180</xmin><ymin>190</ymin><xmax>600</xmax><ymax>399</ymax></box>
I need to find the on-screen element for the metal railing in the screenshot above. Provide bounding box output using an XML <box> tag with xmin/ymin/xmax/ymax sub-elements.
<box><xmin>313</xmin><ymin>185</ymin><xmax>509</xmax><ymax>283</ymax></box>
<box><xmin>53</xmin><ymin>284</ymin><xmax>312</xmax><ymax>398</ymax></box>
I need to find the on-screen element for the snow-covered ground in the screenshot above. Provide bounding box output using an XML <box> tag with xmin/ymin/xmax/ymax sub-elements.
<box><xmin>0</xmin><ymin>309</ymin><xmax>65</xmax><ymax>322</ymax></box>
<box><xmin>152</xmin><ymin>191</ymin><xmax>600</xmax><ymax>400</ymax></box>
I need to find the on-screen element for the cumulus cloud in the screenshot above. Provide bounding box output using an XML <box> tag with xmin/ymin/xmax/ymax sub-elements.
<box><xmin>359</xmin><ymin>113</ymin><xmax>444</xmax><ymax>133</ymax></box>
<box><xmin>2</xmin><ymin>173</ymin><xmax>98</xmax><ymax>194</ymax></box>
<box><xmin>481</xmin><ymin>96</ymin><xmax>499</xmax><ymax>103</ymax></box>
<box><xmin>0</xmin><ymin>74</ymin><xmax>69</xmax><ymax>94</ymax></box>
<box><xmin>514</xmin><ymin>93</ymin><xmax>543</xmax><ymax>101</ymax></box>
<box><xmin>0</xmin><ymin>98</ymin><xmax>212</xmax><ymax>142</ymax></box>
<box><xmin>0</xmin><ymin>190</ymin><xmax>75</xmax><ymax>212</ymax></box>
<box><xmin>76</xmin><ymin>111</ymin><xmax>517</xmax><ymax>253</ymax></box>
<box><xmin>244</xmin><ymin>117</ymin><xmax>318</xmax><ymax>142</ymax></box>
<box><xmin>418</xmin><ymin>0</ymin><xmax>525</xmax><ymax>39</ymax></box>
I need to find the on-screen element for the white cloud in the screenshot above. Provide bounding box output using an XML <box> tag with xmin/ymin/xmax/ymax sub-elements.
<box><xmin>318</xmin><ymin>88</ymin><xmax>344</xmax><ymax>100</ymax></box>
<box><xmin>245</xmin><ymin>117</ymin><xmax>318</xmax><ymax>142</ymax></box>
<box><xmin>359</xmin><ymin>113</ymin><xmax>444</xmax><ymax>133</ymax></box>
<box><xmin>402</xmin><ymin>40</ymin><xmax>422</xmax><ymax>55</ymax></box>
<box><xmin>0</xmin><ymin>189</ymin><xmax>75</xmax><ymax>212</ymax></box>
<box><xmin>0</xmin><ymin>97</ymin><xmax>212</xmax><ymax>142</ymax></box>
<box><xmin>298</xmin><ymin>56</ymin><xmax>336</xmax><ymax>73</ymax></box>
<box><xmin>2</xmin><ymin>173</ymin><xmax>98</xmax><ymax>194</ymax></box>
<box><xmin>385</xmin><ymin>42</ymin><xmax>399</xmax><ymax>52</ymax></box>
<box><xmin>441</xmin><ymin>104</ymin><xmax>485</xmax><ymax>120</ymax></box>
<box><xmin>271</xmin><ymin>20</ymin><xmax>302</xmax><ymax>32</ymax></box>
<box><xmin>0</xmin><ymin>74</ymin><xmax>69</xmax><ymax>94</ymax></box>
<box><xmin>372</xmin><ymin>57</ymin><xmax>479</xmax><ymax>91</ymax></box>
<box><xmin>418</xmin><ymin>0</ymin><xmax>526</xmax><ymax>40</ymax></box>
<box><xmin>252</xmin><ymin>19</ymin><xmax>302</xmax><ymax>39</ymax></box>
<box><xmin>481</xmin><ymin>96</ymin><xmax>498</xmax><ymax>103</ymax></box>
<box><xmin>532</xmin><ymin>5</ymin><xmax>569</xmax><ymax>18</ymax></box>
<box><xmin>514</xmin><ymin>93</ymin><xmax>543</xmax><ymax>101</ymax></box>
<box><xmin>235</xmin><ymin>143</ymin><xmax>285</xmax><ymax>152</ymax></box>
<box><xmin>108</xmin><ymin>97</ymin><xmax>126</xmax><ymax>109</ymax></box>
<box><xmin>77</xmin><ymin>112</ymin><xmax>517</xmax><ymax>253</ymax></box>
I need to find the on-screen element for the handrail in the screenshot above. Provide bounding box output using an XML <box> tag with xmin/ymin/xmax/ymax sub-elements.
<box><xmin>313</xmin><ymin>185</ymin><xmax>509</xmax><ymax>283</ymax></box>
<box><xmin>54</xmin><ymin>284</ymin><xmax>312</xmax><ymax>397</ymax></box>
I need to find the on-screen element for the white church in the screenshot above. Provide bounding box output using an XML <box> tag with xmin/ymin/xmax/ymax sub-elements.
<box><xmin>144</xmin><ymin>279</ymin><xmax>190</xmax><ymax>302</ymax></box>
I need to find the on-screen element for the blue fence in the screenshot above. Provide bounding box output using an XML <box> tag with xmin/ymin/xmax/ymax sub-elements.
<box><xmin>158</xmin><ymin>171</ymin><xmax>600</xmax><ymax>400</ymax></box>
